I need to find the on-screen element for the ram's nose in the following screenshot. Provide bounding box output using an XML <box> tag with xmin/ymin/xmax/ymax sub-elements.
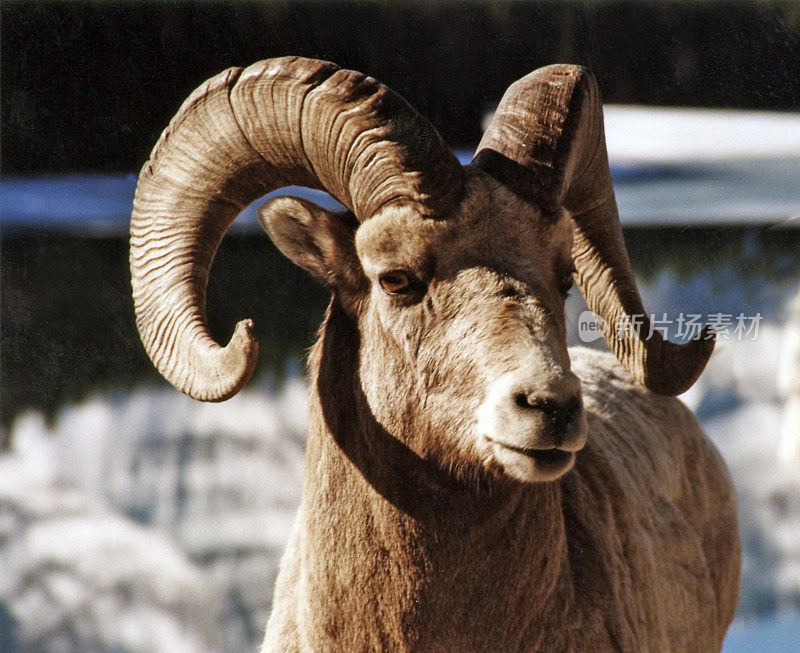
<box><xmin>477</xmin><ymin>369</ymin><xmax>587</xmax><ymax>482</ymax></box>
<box><xmin>512</xmin><ymin>392</ymin><xmax>583</xmax><ymax>448</ymax></box>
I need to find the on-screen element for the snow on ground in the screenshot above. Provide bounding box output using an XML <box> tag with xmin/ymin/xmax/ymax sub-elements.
<box><xmin>778</xmin><ymin>288</ymin><xmax>800</xmax><ymax>468</ymax></box>
<box><xmin>1</xmin><ymin>293</ymin><xmax>799</xmax><ymax>651</ymax></box>
<box><xmin>0</xmin><ymin>414</ymin><xmax>222</xmax><ymax>652</ymax></box>
<box><xmin>680</xmin><ymin>288</ymin><xmax>800</xmax><ymax>619</ymax></box>
<box><xmin>0</xmin><ymin>379</ymin><xmax>309</xmax><ymax>652</ymax></box>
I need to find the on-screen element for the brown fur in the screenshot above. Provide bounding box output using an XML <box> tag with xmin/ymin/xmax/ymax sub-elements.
<box><xmin>127</xmin><ymin>58</ymin><xmax>738</xmax><ymax>650</ymax></box>
<box><xmin>260</xmin><ymin>169</ymin><xmax>740</xmax><ymax>651</ymax></box>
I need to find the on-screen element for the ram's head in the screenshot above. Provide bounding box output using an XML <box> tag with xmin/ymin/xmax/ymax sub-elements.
<box><xmin>131</xmin><ymin>58</ymin><xmax>712</xmax><ymax>483</ymax></box>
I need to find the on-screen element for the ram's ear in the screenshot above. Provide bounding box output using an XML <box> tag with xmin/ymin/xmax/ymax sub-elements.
<box><xmin>258</xmin><ymin>196</ymin><xmax>366</xmax><ymax>295</ymax></box>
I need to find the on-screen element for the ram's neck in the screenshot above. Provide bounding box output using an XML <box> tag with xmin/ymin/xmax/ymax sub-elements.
<box><xmin>290</xmin><ymin>299</ymin><xmax>576</xmax><ymax>649</ymax></box>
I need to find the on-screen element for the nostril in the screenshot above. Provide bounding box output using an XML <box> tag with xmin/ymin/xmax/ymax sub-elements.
<box><xmin>514</xmin><ymin>393</ymin><xmax>559</xmax><ymax>412</ymax></box>
<box><xmin>515</xmin><ymin>393</ymin><xmax>531</xmax><ymax>409</ymax></box>
<box><xmin>514</xmin><ymin>393</ymin><xmax>582</xmax><ymax>430</ymax></box>
<box><xmin>554</xmin><ymin>397</ymin><xmax>581</xmax><ymax>430</ymax></box>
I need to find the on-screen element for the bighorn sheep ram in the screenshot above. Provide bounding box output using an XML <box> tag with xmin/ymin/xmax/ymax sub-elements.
<box><xmin>131</xmin><ymin>57</ymin><xmax>741</xmax><ymax>650</ymax></box>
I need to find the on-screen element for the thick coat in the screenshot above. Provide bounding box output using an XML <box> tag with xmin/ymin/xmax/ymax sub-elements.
<box><xmin>129</xmin><ymin>57</ymin><xmax>741</xmax><ymax>651</ymax></box>
<box><xmin>263</xmin><ymin>314</ymin><xmax>739</xmax><ymax>651</ymax></box>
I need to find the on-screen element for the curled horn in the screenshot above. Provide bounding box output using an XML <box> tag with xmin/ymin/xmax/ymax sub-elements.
<box><xmin>473</xmin><ymin>64</ymin><xmax>712</xmax><ymax>396</ymax></box>
<box><xmin>131</xmin><ymin>56</ymin><xmax>463</xmax><ymax>401</ymax></box>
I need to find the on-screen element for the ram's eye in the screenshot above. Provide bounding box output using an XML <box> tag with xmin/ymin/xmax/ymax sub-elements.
<box><xmin>379</xmin><ymin>270</ymin><xmax>415</xmax><ymax>295</ymax></box>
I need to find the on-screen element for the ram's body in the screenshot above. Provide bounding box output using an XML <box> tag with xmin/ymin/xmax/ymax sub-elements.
<box><xmin>265</xmin><ymin>340</ymin><xmax>739</xmax><ymax>651</ymax></box>
<box><xmin>130</xmin><ymin>57</ymin><xmax>741</xmax><ymax>652</ymax></box>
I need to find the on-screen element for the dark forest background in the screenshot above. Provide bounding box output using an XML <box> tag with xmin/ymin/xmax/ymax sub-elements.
<box><xmin>3</xmin><ymin>0</ymin><xmax>800</xmax><ymax>176</ymax></box>
<box><xmin>2</xmin><ymin>1</ymin><xmax>800</xmax><ymax>431</ymax></box>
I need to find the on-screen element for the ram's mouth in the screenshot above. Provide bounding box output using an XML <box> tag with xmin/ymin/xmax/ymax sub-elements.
<box><xmin>488</xmin><ymin>438</ymin><xmax>576</xmax><ymax>481</ymax></box>
<box><xmin>502</xmin><ymin>443</ymin><xmax>573</xmax><ymax>469</ymax></box>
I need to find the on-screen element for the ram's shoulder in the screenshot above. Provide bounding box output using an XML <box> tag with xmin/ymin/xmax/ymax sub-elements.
<box><xmin>570</xmin><ymin>346</ymin><xmax>699</xmax><ymax>431</ymax></box>
<box><xmin>566</xmin><ymin>346</ymin><xmax>740</xmax><ymax>638</ymax></box>
<box><xmin>568</xmin><ymin>346</ymin><xmax>732</xmax><ymax>506</ymax></box>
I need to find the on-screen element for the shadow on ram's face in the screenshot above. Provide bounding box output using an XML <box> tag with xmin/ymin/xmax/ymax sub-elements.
<box><xmin>353</xmin><ymin>167</ymin><xmax>587</xmax><ymax>484</ymax></box>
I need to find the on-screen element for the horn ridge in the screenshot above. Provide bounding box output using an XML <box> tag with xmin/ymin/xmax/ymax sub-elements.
<box><xmin>473</xmin><ymin>64</ymin><xmax>590</xmax><ymax>213</ymax></box>
<box><xmin>131</xmin><ymin>56</ymin><xmax>462</xmax><ymax>401</ymax></box>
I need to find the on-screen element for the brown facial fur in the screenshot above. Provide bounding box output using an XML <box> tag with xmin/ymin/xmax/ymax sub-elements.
<box><xmin>354</xmin><ymin>168</ymin><xmax>584</xmax><ymax>485</ymax></box>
